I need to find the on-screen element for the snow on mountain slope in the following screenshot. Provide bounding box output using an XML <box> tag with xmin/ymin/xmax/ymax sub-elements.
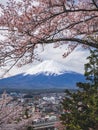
<box><xmin>33</xmin><ymin>44</ymin><xmax>90</xmax><ymax>74</ymax></box>
<box><xmin>25</xmin><ymin>60</ymin><xmax>67</xmax><ymax>75</ymax></box>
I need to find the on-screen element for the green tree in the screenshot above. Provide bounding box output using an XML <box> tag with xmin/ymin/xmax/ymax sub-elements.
<box><xmin>27</xmin><ymin>126</ymin><xmax>34</xmax><ymax>130</ymax></box>
<box><xmin>24</xmin><ymin>108</ymin><xmax>29</xmax><ymax>119</ymax></box>
<box><xmin>60</xmin><ymin>49</ymin><xmax>98</xmax><ymax>130</ymax></box>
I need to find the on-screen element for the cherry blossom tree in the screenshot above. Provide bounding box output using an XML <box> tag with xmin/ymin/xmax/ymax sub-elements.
<box><xmin>0</xmin><ymin>94</ymin><xmax>36</xmax><ymax>130</ymax></box>
<box><xmin>0</xmin><ymin>0</ymin><xmax>98</xmax><ymax>74</ymax></box>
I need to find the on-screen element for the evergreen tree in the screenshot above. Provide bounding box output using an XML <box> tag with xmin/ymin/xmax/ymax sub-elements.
<box><xmin>60</xmin><ymin>49</ymin><xmax>98</xmax><ymax>130</ymax></box>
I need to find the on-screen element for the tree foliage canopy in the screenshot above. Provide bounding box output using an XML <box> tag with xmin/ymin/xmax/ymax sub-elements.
<box><xmin>0</xmin><ymin>0</ymin><xmax>98</xmax><ymax>71</ymax></box>
<box><xmin>60</xmin><ymin>49</ymin><xmax>98</xmax><ymax>130</ymax></box>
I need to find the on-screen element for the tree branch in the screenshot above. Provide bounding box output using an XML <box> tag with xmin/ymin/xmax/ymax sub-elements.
<box><xmin>92</xmin><ymin>0</ymin><xmax>98</xmax><ymax>8</ymax></box>
<box><xmin>42</xmin><ymin>38</ymin><xmax>98</xmax><ymax>48</ymax></box>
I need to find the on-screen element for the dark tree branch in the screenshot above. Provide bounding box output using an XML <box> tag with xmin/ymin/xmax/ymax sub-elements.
<box><xmin>92</xmin><ymin>0</ymin><xmax>98</xmax><ymax>8</ymax></box>
<box><xmin>42</xmin><ymin>38</ymin><xmax>98</xmax><ymax>48</ymax></box>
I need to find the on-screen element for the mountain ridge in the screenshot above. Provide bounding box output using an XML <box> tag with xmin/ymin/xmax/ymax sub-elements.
<box><xmin>0</xmin><ymin>44</ymin><xmax>89</xmax><ymax>90</ymax></box>
<box><xmin>0</xmin><ymin>71</ymin><xmax>86</xmax><ymax>90</ymax></box>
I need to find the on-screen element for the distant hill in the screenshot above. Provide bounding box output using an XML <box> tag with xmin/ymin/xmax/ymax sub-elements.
<box><xmin>0</xmin><ymin>71</ymin><xmax>86</xmax><ymax>90</ymax></box>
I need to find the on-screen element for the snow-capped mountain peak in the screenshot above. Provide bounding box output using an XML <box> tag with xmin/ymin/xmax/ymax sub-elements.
<box><xmin>0</xmin><ymin>43</ymin><xmax>90</xmax><ymax>78</ymax></box>
<box><xmin>25</xmin><ymin>60</ymin><xmax>67</xmax><ymax>75</ymax></box>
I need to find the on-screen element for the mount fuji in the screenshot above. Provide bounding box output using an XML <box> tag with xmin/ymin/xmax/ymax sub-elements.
<box><xmin>0</xmin><ymin>59</ymin><xmax>86</xmax><ymax>90</ymax></box>
<box><xmin>0</xmin><ymin>43</ymin><xmax>90</xmax><ymax>90</ymax></box>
